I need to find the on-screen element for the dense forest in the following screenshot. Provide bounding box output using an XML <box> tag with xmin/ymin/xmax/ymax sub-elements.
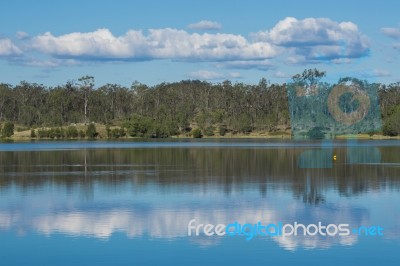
<box><xmin>0</xmin><ymin>69</ymin><xmax>399</xmax><ymax>138</ymax></box>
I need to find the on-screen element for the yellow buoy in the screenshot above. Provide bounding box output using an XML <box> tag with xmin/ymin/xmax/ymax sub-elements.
<box><xmin>333</xmin><ymin>155</ymin><xmax>337</xmax><ymax>161</ymax></box>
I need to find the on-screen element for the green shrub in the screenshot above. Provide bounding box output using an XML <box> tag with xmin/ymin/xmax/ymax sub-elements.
<box><xmin>106</xmin><ymin>125</ymin><xmax>111</xmax><ymax>138</ymax></box>
<box><xmin>30</xmin><ymin>129</ymin><xmax>36</xmax><ymax>138</ymax></box>
<box><xmin>307</xmin><ymin>127</ymin><xmax>325</xmax><ymax>139</ymax></box>
<box><xmin>382</xmin><ymin>106</ymin><xmax>400</xmax><ymax>136</ymax></box>
<box><xmin>383</xmin><ymin>122</ymin><xmax>398</xmax><ymax>136</ymax></box>
<box><xmin>124</xmin><ymin>115</ymin><xmax>179</xmax><ymax>138</ymax></box>
<box><xmin>66</xmin><ymin>126</ymin><xmax>79</xmax><ymax>138</ymax></box>
<box><xmin>192</xmin><ymin>128</ymin><xmax>202</xmax><ymax>138</ymax></box>
<box><xmin>219</xmin><ymin>125</ymin><xmax>228</xmax><ymax>136</ymax></box>
<box><xmin>2</xmin><ymin>122</ymin><xmax>14</xmax><ymax>138</ymax></box>
<box><xmin>54</xmin><ymin>128</ymin><xmax>63</xmax><ymax>139</ymax></box>
<box><xmin>125</xmin><ymin>115</ymin><xmax>152</xmax><ymax>137</ymax></box>
<box><xmin>78</xmin><ymin>130</ymin><xmax>86</xmax><ymax>138</ymax></box>
<box><xmin>86</xmin><ymin>123</ymin><xmax>97</xmax><ymax>139</ymax></box>
<box><xmin>110</xmin><ymin>127</ymin><xmax>126</xmax><ymax>138</ymax></box>
<box><xmin>37</xmin><ymin>128</ymin><xmax>47</xmax><ymax>138</ymax></box>
<box><xmin>203</xmin><ymin>126</ymin><xmax>215</xmax><ymax>136</ymax></box>
<box><xmin>36</xmin><ymin>127</ymin><xmax>64</xmax><ymax>139</ymax></box>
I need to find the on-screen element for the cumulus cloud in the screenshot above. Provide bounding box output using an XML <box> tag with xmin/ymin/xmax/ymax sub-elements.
<box><xmin>253</xmin><ymin>17</ymin><xmax>369</xmax><ymax>62</ymax></box>
<box><xmin>187</xmin><ymin>20</ymin><xmax>222</xmax><ymax>30</ymax></box>
<box><xmin>0</xmin><ymin>17</ymin><xmax>371</xmax><ymax>70</ymax></box>
<box><xmin>381</xmin><ymin>27</ymin><xmax>400</xmax><ymax>39</ymax></box>
<box><xmin>30</xmin><ymin>28</ymin><xmax>277</xmax><ymax>62</ymax></box>
<box><xmin>0</xmin><ymin>38</ymin><xmax>22</xmax><ymax>56</ymax></box>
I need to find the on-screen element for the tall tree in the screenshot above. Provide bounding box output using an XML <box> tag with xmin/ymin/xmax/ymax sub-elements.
<box><xmin>78</xmin><ymin>76</ymin><xmax>94</xmax><ymax>124</ymax></box>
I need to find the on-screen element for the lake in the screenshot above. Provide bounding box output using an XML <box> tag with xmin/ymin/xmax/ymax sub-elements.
<box><xmin>0</xmin><ymin>139</ymin><xmax>399</xmax><ymax>265</ymax></box>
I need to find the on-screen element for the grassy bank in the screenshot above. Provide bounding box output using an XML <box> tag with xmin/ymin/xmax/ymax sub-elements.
<box><xmin>8</xmin><ymin>123</ymin><xmax>400</xmax><ymax>141</ymax></box>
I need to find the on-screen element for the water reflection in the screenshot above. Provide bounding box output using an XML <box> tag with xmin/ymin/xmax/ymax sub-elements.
<box><xmin>0</xmin><ymin>140</ymin><xmax>399</xmax><ymax>252</ymax></box>
<box><xmin>0</xmin><ymin>189</ymin><xmax>374</xmax><ymax>251</ymax></box>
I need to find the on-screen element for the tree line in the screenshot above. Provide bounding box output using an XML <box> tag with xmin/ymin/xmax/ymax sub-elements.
<box><xmin>0</xmin><ymin>69</ymin><xmax>399</xmax><ymax>138</ymax></box>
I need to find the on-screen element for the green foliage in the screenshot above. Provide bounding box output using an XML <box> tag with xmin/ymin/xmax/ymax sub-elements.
<box><xmin>292</xmin><ymin>68</ymin><xmax>326</xmax><ymax>87</ymax></box>
<box><xmin>367</xmin><ymin>130</ymin><xmax>375</xmax><ymax>137</ymax></box>
<box><xmin>109</xmin><ymin>127</ymin><xmax>126</xmax><ymax>138</ymax></box>
<box><xmin>0</xmin><ymin>71</ymin><xmax>400</xmax><ymax>140</ymax></box>
<box><xmin>52</xmin><ymin>128</ymin><xmax>63</xmax><ymax>139</ymax></box>
<box><xmin>124</xmin><ymin>115</ymin><xmax>152</xmax><ymax>137</ymax></box>
<box><xmin>192</xmin><ymin>128</ymin><xmax>202</xmax><ymax>138</ymax></box>
<box><xmin>2</xmin><ymin>122</ymin><xmax>14</xmax><ymax>138</ymax></box>
<box><xmin>86</xmin><ymin>124</ymin><xmax>97</xmax><ymax>139</ymax></box>
<box><xmin>30</xmin><ymin>129</ymin><xmax>36</xmax><ymax>138</ymax></box>
<box><xmin>150</xmin><ymin>121</ymin><xmax>179</xmax><ymax>138</ymax></box>
<box><xmin>106</xmin><ymin>125</ymin><xmax>111</xmax><ymax>138</ymax></box>
<box><xmin>219</xmin><ymin>125</ymin><xmax>228</xmax><ymax>136</ymax></box>
<box><xmin>203</xmin><ymin>126</ymin><xmax>215</xmax><ymax>136</ymax></box>
<box><xmin>124</xmin><ymin>115</ymin><xmax>178</xmax><ymax>138</ymax></box>
<box><xmin>78</xmin><ymin>130</ymin><xmax>86</xmax><ymax>138</ymax></box>
<box><xmin>383</xmin><ymin>123</ymin><xmax>398</xmax><ymax>136</ymax></box>
<box><xmin>230</xmin><ymin>114</ymin><xmax>253</xmax><ymax>134</ymax></box>
<box><xmin>382</xmin><ymin>106</ymin><xmax>400</xmax><ymax>136</ymax></box>
<box><xmin>37</xmin><ymin>128</ymin><xmax>47</xmax><ymax>138</ymax></box>
<box><xmin>16</xmin><ymin>126</ymin><xmax>29</xmax><ymax>132</ymax></box>
<box><xmin>66</xmin><ymin>125</ymin><xmax>79</xmax><ymax>138</ymax></box>
<box><xmin>37</xmin><ymin>127</ymin><xmax>64</xmax><ymax>139</ymax></box>
<box><xmin>307</xmin><ymin>127</ymin><xmax>325</xmax><ymax>139</ymax></box>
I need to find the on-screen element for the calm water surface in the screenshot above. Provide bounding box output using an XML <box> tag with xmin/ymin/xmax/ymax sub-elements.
<box><xmin>0</xmin><ymin>139</ymin><xmax>399</xmax><ymax>265</ymax></box>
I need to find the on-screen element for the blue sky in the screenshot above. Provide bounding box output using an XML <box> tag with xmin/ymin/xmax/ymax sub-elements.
<box><xmin>1</xmin><ymin>0</ymin><xmax>400</xmax><ymax>87</ymax></box>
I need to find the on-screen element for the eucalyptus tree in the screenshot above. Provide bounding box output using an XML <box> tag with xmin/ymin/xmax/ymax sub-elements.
<box><xmin>78</xmin><ymin>75</ymin><xmax>94</xmax><ymax>124</ymax></box>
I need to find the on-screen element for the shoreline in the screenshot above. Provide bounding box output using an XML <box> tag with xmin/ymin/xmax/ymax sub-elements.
<box><xmin>5</xmin><ymin>133</ymin><xmax>400</xmax><ymax>142</ymax></box>
<box><xmin>7</xmin><ymin>123</ymin><xmax>400</xmax><ymax>141</ymax></box>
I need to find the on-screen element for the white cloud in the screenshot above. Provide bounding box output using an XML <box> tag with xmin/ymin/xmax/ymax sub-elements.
<box><xmin>188</xmin><ymin>70</ymin><xmax>241</xmax><ymax>80</ymax></box>
<box><xmin>229</xmin><ymin>72</ymin><xmax>241</xmax><ymax>78</ymax></box>
<box><xmin>0</xmin><ymin>201</ymin><xmax>368</xmax><ymax>250</ymax></box>
<box><xmin>0</xmin><ymin>38</ymin><xmax>22</xmax><ymax>56</ymax></box>
<box><xmin>187</xmin><ymin>20</ymin><xmax>222</xmax><ymax>30</ymax></box>
<box><xmin>24</xmin><ymin>58</ymin><xmax>79</xmax><ymax>67</ymax></box>
<box><xmin>381</xmin><ymin>27</ymin><xmax>400</xmax><ymax>53</ymax></box>
<box><xmin>16</xmin><ymin>31</ymin><xmax>30</xmax><ymax>40</ymax></box>
<box><xmin>189</xmin><ymin>70</ymin><xmax>224</xmax><ymax>79</ymax></box>
<box><xmin>216</xmin><ymin>59</ymin><xmax>273</xmax><ymax>70</ymax></box>
<box><xmin>373</xmin><ymin>69</ymin><xmax>391</xmax><ymax>77</ymax></box>
<box><xmin>273</xmin><ymin>71</ymin><xmax>289</xmax><ymax>78</ymax></box>
<box><xmin>253</xmin><ymin>17</ymin><xmax>369</xmax><ymax>62</ymax></box>
<box><xmin>30</xmin><ymin>28</ymin><xmax>277</xmax><ymax>62</ymax></box>
<box><xmin>361</xmin><ymin>69</ymin><xmax>391</xmax><ymax>78</ymax></box>
<box><xmin>381</xmin><ymin>27</ymin><xmax>400</xmax><ymax>39</ymax></box>
<box><xmin>188</xmin><ymin>70</ymin><xmax>242</xmax><ymax>80</ymax></box>
<box><xmin>332</xmin><ymin>58</ymin><xmax>353</xmax><ymax>64</ymax></box>
<box><xmin>2</xmin><ymin>17</ymin><xmax>371</xmax><ymax>70</ymax></box>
